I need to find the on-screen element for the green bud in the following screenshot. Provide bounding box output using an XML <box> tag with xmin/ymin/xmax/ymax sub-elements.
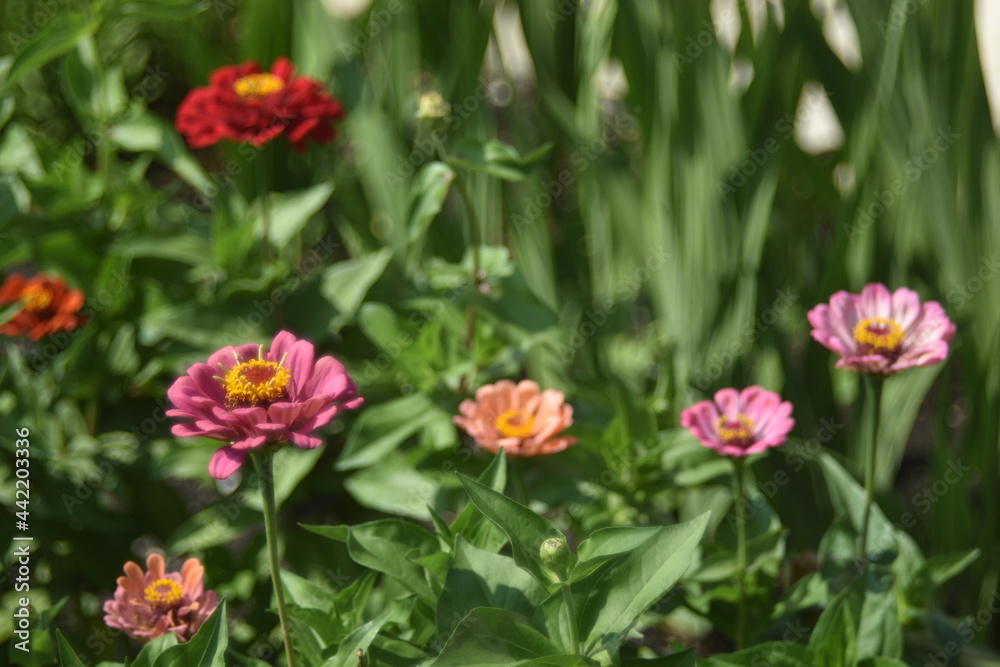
<box><xmin>539</xmin><ymin>537</ymin><xmax>573</xmax><ymax>578</ymax></box>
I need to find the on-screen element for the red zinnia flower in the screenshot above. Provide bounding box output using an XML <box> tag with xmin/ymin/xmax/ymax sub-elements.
<box><xmin>0</xmin><ymin>273</ymin><xmax>86</xmax><ymax>340</ymax></box>
<box><xmin>175</xmin><ymin>57</ymin><xmax>345</xmax><ymax>152</ymax></box>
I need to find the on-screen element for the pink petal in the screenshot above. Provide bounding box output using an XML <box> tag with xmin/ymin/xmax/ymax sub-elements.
<box><xmin>858</xmin><ymin>283</ymin><xmax>893</xmax><ymax>320</ymax></box>
<box><xmin>209</xmin><ymin>447</ymin><xmax>247</xmax><ymax>479</ymax></box>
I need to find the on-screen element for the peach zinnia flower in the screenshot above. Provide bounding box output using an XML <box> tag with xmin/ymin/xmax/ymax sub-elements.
<box><xmin>680</xmin><ymin>386</ymin><xmax>795</xmax><ymax>458</ymax></box>
<box><xmin>807</xmin><ymin>283</ymin><xmax>956</xmax><ymax>375</ymax></box>
<box><xmin>454</xmin><ymin>380</ymin><xmax>576</xmax><ymax>456</ymax></box>
<box><xmin>103</xmin><ymin>553</ymin><xmax>219</xmax><ymax>643</ymax></box>
<box><xmin>175</xmin><ymin>57</ymin><xmax>344</xmax><ymax>152</ymax></box>
<box><xmin>167</xmin><ymin>330</ymin><xmax>362</xmax><ymax>479</ymax></box>
<box><xmin>0</xmin><ymin>273</ymin><xmax>86</xmax><ymax>340</ymax></box>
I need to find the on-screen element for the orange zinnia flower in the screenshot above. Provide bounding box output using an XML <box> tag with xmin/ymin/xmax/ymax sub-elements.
<box><xmin>455</xmin><ymin>380</ymin><xmax>577</xmax><ymax>457</ymax></box>
<box><xmin>0</xmin><ymin>273</ymin><xmax>86</xmax><ymax>340</ymax></box>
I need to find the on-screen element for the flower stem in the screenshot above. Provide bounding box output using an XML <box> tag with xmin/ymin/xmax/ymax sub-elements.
<box><xmin>561</xmin><ymin>584</ymin><xmax>580</xmax><ymax>654</ymax></box>
<box><xmin>256</xmin><ymin>149</ymin><xmax>273</xmax><ymax>266</ymax></box>
<box><xmin>732</xmin><ymin>457</ymin><xmax>748</xmax><ymax>650</ymax></box>
<box><xmin>858</xmin><ymin>375</ymin><xmax>885</xmax><ymax>561</ymax></box>
<box><xmin>431</xmin><ymin>136</ymin><xmax>482</xmax><ymax>355</ymax></box>
<box><xmin>252</xmin><ymin>451</ymin><xmax>297</xmax><ymax>667</ymax></box>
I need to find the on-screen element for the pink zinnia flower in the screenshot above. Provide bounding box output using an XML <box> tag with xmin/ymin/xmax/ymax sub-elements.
<box><xmin>807</xmin><ymin>283</ymin><xmax>956</xmax><ymax>375</ymax></box>
<box><xmin>167</xmin><ymin>330</ymin><xmax>362</xmax><ymax>479</ymax></box>
<box><xmin>680</xmin><ymin>386</ymin><xmax>795</xmax><ymax>458</ymax></box>
<box><xmin>103</xmin><ymin>553</ymin><xmax>219</xmax><ymax>643</ymax></box>
<box><xmin>454</xmin><ymin>379</ymin><xmax>577</xmax><ymax>457</ymax></box>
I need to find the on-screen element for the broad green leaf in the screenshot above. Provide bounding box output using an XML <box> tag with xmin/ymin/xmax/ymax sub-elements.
<box><xmin>576</xmin><ymin>513</ymin><xmax>711</xmax><ymax>657</ymax></box>
<box><xmin>320</xmin><ymin>248</ymin><xmax>393</xmax><ymax>330</ymax></box>
<box><xmin>337</xmin><ymin>393</ymin><xmax>445</xmax><ymax>470</ymax></box>
<box><xmin>60</xmin><ymin>36</ymin><xmax>126</xmax><ymax>126</ymax></box>
<box><xmin>344</xmin><ymin>519</ymin><xmax>440</xmax><ymax>605</ymax></box>
<box><xmin>808</xmin><ymin>581</ymin><xmax>861</xmax><ymax>667</ymax></box>
<box><xmin>280</xmin><ymin>570</ymin><xmax>335</xmax><ymax>614</ymax></box>
<box><xmin>907</xmin><ymin>549</ymin><xmax>980</xmax><ymax>606</ymax></box>
<box><xmin>818</xmin><ymin>452</ymin><xmax>897</xmax><ymax>560</ymax></box>
<box><xmin>458</xmin><ymin>474</ymin><xmax>564</xmax><ymax>584</ymax></box>
<box><xmin>572</xmin><ymin>526</ymin><xmax>661</xmax><ymax>582</ymax></box>
<box><xmin>152</xmin><ymin>599</ymin><xmax>227</xmax><ymax>667</ymax></box>
<box><xmin>132</xmin><ymin>634</ymin><xmax>180</xmax><ymax>667</ymax></box>
<box><xmin>256</xmin><ymin>182</ymin><xmax>335</xmax><ymax>247</ymax></box>
<box><xmin>407</xmin><ymin>160</ymin><xmax>455</xmax><ymax>244</ymax></box>
<box><xmin>2</xmin><ymin>13</ymin><xmax>99</xmax><ymax>95</ymax></box>
<box><xmin>431</xmin><ymin>608</ymin><xmax>564</xmax><ymax>666</ymax></box>
<box><xmin>322</xmin><ymin>612</ymin><xmax>391</xmax><ymax>667</ymax></box>
<box><xmin>437</xmin><ymin>538</ymin><xmax>549</xmax><ymax>640</ymax></box>
<box><xmin>345</xmin><ymin>461</ymin><xmax>439</xmax><ymax>520</ymax></box>
<box><xmin>108</xmin><ymin>114</ymin><xmax>213</xmax><ymax>194</ymax></box>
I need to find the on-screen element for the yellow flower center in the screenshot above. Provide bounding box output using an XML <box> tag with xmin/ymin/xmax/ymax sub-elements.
<box><xmin>233</xmin><ymin>73</ymin><xmax>285</xmax><ymax>98</ymax></box>
<box><xmin>716</xmin><ymin>413</ymin><xmax>756</xmax><ymax>447</ymax></box>
<box><xmin>853</xmin><ymin>317</ymin><xmax>904</xmax><ymax>355</ymax></box>
<box><xmin>20</xmin><ymin>285</ymin><xmax>53</xmax><ymax>312</ymax></box>
<box><xmin>495</xmin><ymin>409</ymin><xmax>536</xmax><ymax>439</ymax></box>
<box><xmin>143</xmin><ymin>579</ymin><xmax>183</xmax><ymax>608</ymax></box>
<box><xmin>222</xmin><ymin>351</ymin><xmax>290</xmax><ymax>407</ymax></box>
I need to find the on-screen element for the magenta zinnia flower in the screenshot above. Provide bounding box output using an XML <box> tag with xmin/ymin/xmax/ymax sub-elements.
<box><xmin>807</xmin><ymin>283</ymin><xmax>956</xmax><ymax>375</ymax></box>
<box><xmin>680</xmin><ymin>386</ymin><xmax>795</xmax><ymax>458</ymax></box>
<box><xmin>454</xmin><ymin>380</ymin><xmax>577</xmax><ymax>457</ymax></box>
<box><xmin>167</xmin><ymin>330</ymin><xmax>362</xmax><ymax>479</ymax></box>
<box><xmin>103</xmin><ymin>553</ymin><xmax>219</xmax><ymax>643</ymax></box>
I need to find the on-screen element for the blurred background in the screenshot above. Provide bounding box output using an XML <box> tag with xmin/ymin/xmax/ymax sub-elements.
<box><xmin>0</xmin><ymin>0</ymin><xmax>998</xmax><ymax>663</ymax></box>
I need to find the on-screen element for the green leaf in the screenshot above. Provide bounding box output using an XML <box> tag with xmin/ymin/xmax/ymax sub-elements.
<box><xmin>621</xmin><ymin>648</ymin><xmax>696</xmax><ymax>666</ymax></box>
<box><xmin>576</xmin><ymin>513</ymin><xmax>711</xmax><ymax>658</ymax></box>
<box><xmin>132</xmin><ymin>634</ymin><xmax>180</xmax><ymax>667</ymax></box>
<box><xmin>343</xmin><ymin>519</ymin><xmax>440</xmax><ymax>605</ymax></box>
<box><xmin>256</xmin><ymin>182</ymin><xmax>335</xmax><ymax>247</ymax></box>
<box><xmin>437</xmin><ymin>538</ymin><xmax>549</xmax><ymax>640</ymax></box>
<box><xmin>345</xmin><ymin>459</ymin><xmax>440</xmax><ymax>520</ymax></box>
<box><xmin>320</xmin><ymin>248</ymin><xmax>393</xmax><ymax>330</ymax></box>
<box><xmin>322</xmin><ymin>612</ymin><xmax>391</xmax><ymax>667</ymax></box>
<box><xmin>907</xmin><ymin>548</ymin><xmax>980</xmax><ymax>606</ymax></box>
<box><xmin>430</xmin><ymin>608</ymin><xmax>564</xmax><ymax>666</ymax></box>
<box><xmin>55</xmin><ymin>631</ymin><xmax>88</xmax><ymax>667</ymax></box>
<box><xmin>152</xmin><ymin>599</ymin><xmax>227</xmax><ymax>667</ymax></box>
<box><xmin>818</xmin><ymin>452</ymin><xmax>897</xmax><ymax>560</ymax></box>
<box><xmin>337</xmin><ymin>393</ymin><xmax>446</xmax><ymax>470</ymax></box>
<box><xmin>407</xmin><ymin>161</ymin><xmax>455</xmax><ymax>244</ymax></box>
<box><xmin>2</xmin><ymin>13</ymin><xmax>99</xmax><ymax>96</ymax></box>
<box><xmin>458</xmin><ymin>473</ymin><xmax>564</xmax><ymax>584</ymax></box>
<box><xmin>106</xmin><ymin>0</ymin><xmax>211</xmax><ymax>21</ymax></box>
<box><xmin>300</xmin><ymin>523</ymin><xmax>349</xmax><ymax>543</ymax></box>
<box><xmin>705</xmin><ymin>642</ymin><xmax>815</xmax><ymax>666</ymax></box>
<box><xmin>448</xmin><ymin>140</ymin><xmax>553</xmax><ymax>182</ymax></box>
<box><xmin>108</xmin><ymin>114</ymin><xmax>213</xmax><ymax>195</ymax></box>
<box><xmin>808</xmin><ymin>581</ymin><xmax>861</xmax><ymax>667</ymax></box>
<box><xmin>60</xmin><ymin>36</ymin><xmax>127</xmax><ymax>126</ymax></box>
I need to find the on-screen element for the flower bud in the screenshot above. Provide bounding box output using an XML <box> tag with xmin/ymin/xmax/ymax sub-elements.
<box><xmin>539</xmin><ymin>537</ymin><xmax>574</xmax><ymax>578</ymax></box>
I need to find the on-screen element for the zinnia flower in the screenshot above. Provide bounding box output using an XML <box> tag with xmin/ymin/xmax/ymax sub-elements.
<box><xmin>167</xmin><ymin>330</ymin><xmax>362</xmax><ymax>479</ymax></box>
<box><xmin>680</xmin><ymin>386</ymin><xmax>795</xmax><ymax>458</ymax></box>
<box><xmin>0</xmin><ymin>273</ymin><xmax>86</xmax><ymax>340</ymax></box>
<box><xmin>175</xmin><ymin>57</ymin><xmax>344</xmax><ymax>152</ymax></box>
<box><xmin>807</xmin><ymin>283</ymin><xmax>956</xmax><ymax>375</ymax></box>
<box><xmin>454</xmin><ymin>379</ymin><xmax>576</xmax><ymax>457</ymax></box>
<box><xmin>103</xmin><ymin>553</ymin><xmax>219</xmax><ymax>643</ymax></box>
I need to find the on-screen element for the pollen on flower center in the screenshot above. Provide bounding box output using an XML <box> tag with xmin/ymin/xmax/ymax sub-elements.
<box><xmin>853</xmin><ymin>317</ymin><xmax>904</xmax><ymax>355</ymax></box>
<box><xmin>495</xmin><ymin>409</ymin><xmax>536</xmax><ymax>439</ymax></box>
<box><xmin>222</xmin><ymin>357</ymin><xmax>290</xmax><ymax>407</ymax></box>
<box><xmin>716</xmin><ymin>413</ymin><xmax>756</xmax><ymax>446</ymax></box>
<box><xmin>20</xmin><ymin>285</ymin><xmax>53</xmax><ymax>312</ymax></box>
<box><xmin>233</xmin><ymin>73</ymin><xmax>285</xmax><ymax>98</ymax></box>
<box><xmin>143</xmin><ymin>579</ymin><xmax>183</xmax><ymax>608</ymax></box>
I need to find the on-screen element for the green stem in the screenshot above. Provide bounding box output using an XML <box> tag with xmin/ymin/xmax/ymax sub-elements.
<box><xmin>733</xmin><ymin>457</ymin><xmax>748</xmax><ymax>650</ymax></box>
<box><xmin>432</xmin><ymin>136</ymin><xmax>481</xmax><ymax>353</ymax></box>
<box><xmin>511</xmin><ymin>457</ymin><xmax>529</xmax><ymax>505</ymax></box>
<box><xmin>252</xmin><ymin>451</ymin><xmax>297</xmax><ymax>667</ymax></box>
<box><xmin>858</xmin><ymin>375</ymin><xmax>885</xmax><ymax>561</ymax></box>
<box><xmin>561</xmin><ymin>584</ymin><xmax>580</xmax><ymax>654</ymax></box>
<box><xmin>257</xmin><ymin>149</ymin><xmax>273</xmax><ymax>266</ymax></box>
